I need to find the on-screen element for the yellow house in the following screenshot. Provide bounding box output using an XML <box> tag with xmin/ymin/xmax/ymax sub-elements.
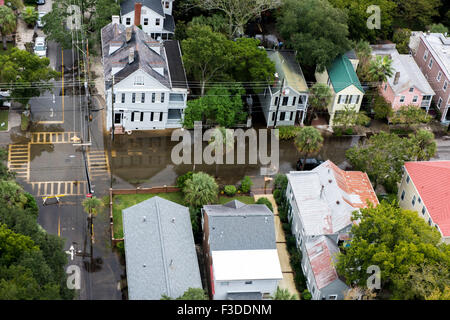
<box><xmin>398</xmin><ymin>161</ymin><xmax>450</xmax><ymax>244</ymax></box>
<box><xmin>315</xmin><ymin>52</ymin><xmax>365</xmax><ymax>126</ymax></box>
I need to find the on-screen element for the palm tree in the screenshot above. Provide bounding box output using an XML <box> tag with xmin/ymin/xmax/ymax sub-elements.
<box><xmin>183</xmin><ymin>172</ymin><xmax>219</xmax><ymax>208</ymax></box>
<box><xmin>368</xmin><ymin>55</ymin><xmax>394</xmax><ymax>83</ymax></box>
<box><xmin>82</xmin><ymin>196</ymin><xmax>103</xmax><ymax>243</ymax></box>
<box><xmin>294</xmin><ymin>126</ymin><xmax>324</xmax><ymax>170</ymax></box>
<box><xmin>271</xmin><ymin>287</ymin><xmax>298</xmax><ymax>300</ymax></box>
<box><xmin>307</xmin><ymin>83</ymin><xmax>333</xmax><ymax>123</ymax></box>
<box><xmin>0</xmin><ymin>6</ymin><xmax>17</xmax><ymax>51</ymax></box>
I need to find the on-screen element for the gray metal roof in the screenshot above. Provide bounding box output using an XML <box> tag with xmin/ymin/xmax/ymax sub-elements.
<box><xmin>164</xmin><ymin>40</ymin><xmax>188</xmax><ymax>89</ymax></box>
<box><xmin>203</xmin><ymin>200</ymin><xmax>276</xmax><ymax>251</ymax></box>
<box><xmin>122</xmin><ymin>196</ymin><xmax>202</xmax><ymax>300</ymax></box>
<box><xmin>121</xmin><ymin>0</ymin><xmax>164</xmax><ymax>16</ymax></box>
<box><xmin>163</xmin><ymin>14</ymin><xmax>175</xmax><ymax>33</ymax></box>
<box><xmin>101</xmin><ymin>23</ymin><xmax>172</xmax><ymax>89</ymax></box>
<box><xmin>227</xmin><ymin>292</ymin><xmax>263</xmax><ymax>300</ymax></box>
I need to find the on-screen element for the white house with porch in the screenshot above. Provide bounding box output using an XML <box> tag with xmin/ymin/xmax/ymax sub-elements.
<box><xmin>261</xmin><ymin>50</ymin><xmax>309</xmax><ymax>127</ymax></box>
<box><xmin>119</xmin><ymin>0</ymin><xmax>175</xmax><ymax>39</ymax></box>
<box><xmin>101</xmin><ymin>19</ymin><xmax>188</xmax><ymax>133</ymax></box>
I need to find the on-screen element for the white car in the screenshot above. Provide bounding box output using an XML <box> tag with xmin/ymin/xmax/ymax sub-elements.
<box><xmin>0</xmin><ymin>90</ymin><xmax>11</xmax><ymax>107</ymax></box>
<box><xmin>37</xmin><ymin>12</ymin><xmax>46</xmax><ymax>28</ymax></box>
<box><xmin>34</xmin><ymin>37</ymin><xmax>47</xmax><ymax>57</ymax></box>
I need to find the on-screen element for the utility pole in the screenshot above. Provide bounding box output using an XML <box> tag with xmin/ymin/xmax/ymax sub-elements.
<box><xmin>273</xmin><ymin>77</ymin><xmax>285</xmax><ymax>128</ymax></box>
<box><xmin>111</xmin><ymin>75</ymin><xmax>115</xmax><ymax>141</ymax></box>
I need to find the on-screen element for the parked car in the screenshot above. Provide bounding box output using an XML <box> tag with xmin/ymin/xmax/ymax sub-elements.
<box><xmin>296</xmin><ymin>158</ymin><xmax>324</xmax><ymax>171</ymax></box>
<box><xmin>37</xmin><ymin>12</ymin><xmax>46</xmax><ymax>28</ymax></box>
<box><xmin>36</xmin><ymin>0</ymin><xmax>45</xmax><ymax>4</ymax></box>
<box><xmin>34</xmin><ymin>37</ymin><xmax>47</xmax><ymax>57</ymax></box>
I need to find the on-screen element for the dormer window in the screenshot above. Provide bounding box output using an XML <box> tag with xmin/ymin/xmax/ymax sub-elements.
<box><xmin>126</xmin><ymin>17</ymin><xmax>131</xmax><ymax>25</ymax></box>
<box><xmin>409</xmin><ymin>87</ymin><xmax>414</xmax><ymax>92</ymax></box>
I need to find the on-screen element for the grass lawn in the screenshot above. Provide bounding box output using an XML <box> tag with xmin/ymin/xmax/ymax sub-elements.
<box><xmin>0</xmin><ymin>110</ymin><xmax>9</xmax><ymax>131</ymax></box>
<box><xmin>112</xmin><ymin>192</ymin><xmax>255</xmax><ymax>239</ymax></box>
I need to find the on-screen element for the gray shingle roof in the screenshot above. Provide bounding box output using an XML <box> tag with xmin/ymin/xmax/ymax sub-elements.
<box><xmin>203</xmin><ymin>200</ymin><xmax>276</xmax><ymax>251</ymax></box>
<box><xmin>121</xmin><ymin>0</ymin><xmax>164</xmax><ymax>16</ymax></box>
<box><xmin>122</xmin><ymin>196</ymin><xmax>202</xmax><ymax>300</ymax></box>
<box><xmin>101</xmin><ymin>23</ymin><xmax>171</xmax><ymax>89</ymax></box>
<box><xmin>163</xmin><ymin>14</ymin><xmax>175</xmax><ymax>33</ymax></box>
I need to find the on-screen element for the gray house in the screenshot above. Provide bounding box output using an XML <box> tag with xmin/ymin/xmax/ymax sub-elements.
<box><xmin>202</xmin><ymin>200</ymin><xmax>283</xmax><ymax>300</ymax></box>
<box><xmin>122</xmin><ymin>196</ymin><xmax>202</xmax><ymax>300</ymax></box>
<box><xmin>260</xmin><ymin>50</ymin><xmax>309</xmax><ymax>127</ymax></box>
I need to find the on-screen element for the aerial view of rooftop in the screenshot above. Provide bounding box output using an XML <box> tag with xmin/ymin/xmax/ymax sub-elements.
<box><xmin>0</xmin><ymin>0</ymin><xmax>449</xmax><ymax>314</ymax></box>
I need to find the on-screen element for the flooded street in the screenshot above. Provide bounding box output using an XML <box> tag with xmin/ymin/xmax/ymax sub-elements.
<box><xmin>108</xmin><ymin>129</ymin><xmax>359</xmax><ymax>190</ymax></box>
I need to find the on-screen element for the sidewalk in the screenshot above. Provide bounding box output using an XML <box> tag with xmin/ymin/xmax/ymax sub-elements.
<box><xmin>253</xmin><ymin>194</ymin><xmax>300</xmax><ymax>298</ymax></box>
<box><xmin>0</xmin><ymin>110</ymin><xmax>22</xmax><ymax>147</ymax></box>
<box><xmin>15</xmin><ymin>18</ymin><xmax>35</xmax><ymax>50</ymax></box>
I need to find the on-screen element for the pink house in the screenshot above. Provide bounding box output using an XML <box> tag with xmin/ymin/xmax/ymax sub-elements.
<box><xmin>410</xmin><ymin>32</ymin><xmax>450</xmax><ymax>123</ymax></box>
<box><xmin>371</xmin><ymin>44</ymin><xmax>435</xmax><ymax>112</ymax></box>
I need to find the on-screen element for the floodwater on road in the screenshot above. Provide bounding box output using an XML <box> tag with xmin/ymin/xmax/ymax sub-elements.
<box><xmin>108</xmin><ymin>129</ymin><xmax>359</xmax><ymax>190</ymax></box>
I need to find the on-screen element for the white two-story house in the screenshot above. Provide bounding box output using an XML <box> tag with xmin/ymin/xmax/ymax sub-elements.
<box><xmin>202</xmin><ymin>200</ymin><xmax>283</xmax><ymax>300</ymax></box>
<box><xmin>286</xmin><ymin>161</ymin><xmax>379</xmax><ymax>299</ymax></box>
<box><xmin>261</xmin><ymin>50</ymin><xmax>309</xmax><ymax>127</ymax></box>
<box><xmin>101</xmin><ymin>18</ymin><xmax>188</xmax><ymax>133</ymax></box>
<box><xmin>120</xmin><ymin>0</ymin><xmax>175</xmax><ymax>39</ymax></box>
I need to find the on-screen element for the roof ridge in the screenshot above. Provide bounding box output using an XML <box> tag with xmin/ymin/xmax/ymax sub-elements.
<box><xmin>155</xmin><ymin>200</ymin><xmax>171</xmax><ymax>297</ymax></box>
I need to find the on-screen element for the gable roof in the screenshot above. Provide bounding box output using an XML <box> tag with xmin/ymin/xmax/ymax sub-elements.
<box><xmin>101</xmin><ymin>23</ymin><xmax>171</xmax><ymax>89</ymax></box>
<box><xmin>404</xmin><ymin>161</ymin><xmax>450</xmax><ymax>237</ymax></box>
<box><xmin>122</xmin><ymin>196</ymin><xmax>202</xmax><ymax>299</ymax></box>
<box><xmin>371</xmin><ymin>44</ymin><xmax>435</xmax><ymax>95</ymax></box>
<box><xmin>267</xmin><ymin>50</ymin><xmax>308</xmax><ymax>93</ymax></box>
<box><xmin>121</xmin><ymin>0</ymin><xmax>164</xmax><ymax>16</ymax></box>
<box><xmin>287</xmin><ymin>160</ymin><xmax>378</xmax><ymax>236</ymax></box>
<box><xmin>203</xmin><ymin>200</ymin><xmax>276</xmax><ymax>251</ymax></box>
<box><xmin>305</xmin><ymin>235</ymin><xmax>341</xmax><ymax>290</ymax></box>
<box><xmin>328</xmin><ymin>54</ymin><xmax>364</xmax><ymax>93</ymax></box>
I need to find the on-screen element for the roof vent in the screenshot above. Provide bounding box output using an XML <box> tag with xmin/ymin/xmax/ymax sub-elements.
<box><xmin>142</xmin><ymin>216</ymin><xmax>146</xmax><ymax>222</ymax></box>
<box><xmin>264</xmin><ymin>217</ymin><xmax>268</xmax><ymax>223</ymax></box>
<box><xmin>336</xmin><ymin>200</ymin><xmax>340</xmax><ymax>205</ymax></box>
<box><xmin>328</xmin><ymin>179</ymin><xmax>332</xmax><ymax>183</ymax></box>
<box><xmin>171</xmin><ymin>217</ymin><xmax>175</xmax><ymax>223</ymax></box>
<box><xmin>143</xmin><ymin>264</ymin><xmax>146</xmax><ymax>268</ymax></box>
<box><xmin>394</xmin><ymin>71</ymin><xmax>400</xmax><ymax>85</ymax></box>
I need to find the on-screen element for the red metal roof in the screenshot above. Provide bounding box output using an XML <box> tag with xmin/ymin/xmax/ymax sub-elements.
<box><xmin>325</xmin><ymin>161</ymin><xmax>379</xmax><ymax>208</ymax></box>
<box><xmin>306</xmin><ymin>236</ymin><xmax>340</xmax><ymax>290</ymax></box>
<box><xmin>404</xmin><ymin>161</ymin><xmax>450</xmax><ymax>237</ymax></box>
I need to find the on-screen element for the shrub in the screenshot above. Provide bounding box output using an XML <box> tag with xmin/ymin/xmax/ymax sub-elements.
<box><xmin>273</xmin><ymin>189</ymin><xmax>282</xmax><ymax>205</ymax></box>
<box><xmin>278</xmin><ymin>126</ymin><xmax>301</xmax><ymax>140</ymax></box>
<box><xmin>240</xmin><ymin>176</ymin><xmax>253</xmax><ymax>193</ymax></box>
<box><xmin>282</xmin><ymin>222</ymin><xmax>290</xmax><ymax>234</ymax></box>
<box><xmin>189</xmin><ymin>206</ymin><xmax>201</xmax><ymax>242</ymax></box>
<box><xmin>344</xmin><ymin>127</ymin><xmax>354</xmax><ymax>135</ymax></box>
<box><xmin>255</xmin><ymin>197</ymin><xmax>273</xmax><ymax>212</ymax></box>
<box><xmin>294</xmin><ymin>272</ymin><xmax>307</xmax><ymax>292</ymax></box>
<box><xmin>273</xmin><ymin>174</ymin><xmax>288</xmax><ymax>192</ymax></box>
<box><xmin>24</xmin><ymin>192</ymin><xmax>38</xmax><ymax>218</ymax></box>
<box><xmin>183</xmin><ymin>172</ymin><xmax>218</xmax><ymax>208</ymax></box>
<box><xmin>302</xmin><ymin>289</ymin><xmax>312</xmax><ymax>300</ymax></box>
<box><xmin>374</xmin><ymin>95</ymin><xmax>393</xmax><ymax>120</ymax></box>
<box><xmin>116</xmin><ymin>241</ymin><xmax>125</xmax><ymax>257</ymax></box>
<box><xmin>287</xmin><ymin>236</ymin><xmax>298</xmax><ymax>256</ymax></box>
<box><xmin>278</xmin><ymin>202</ymin><xmax>288</xmax><ymax>223</ymax></box>
<box><xmin>224</xmin><ymin>185</ymin><xmax>237</xmax><ymax>196</ymax></box>
<box><xmin>176</xmin><ymin>171</ymin><xmax>193</xmax><ymax>189</ymax></box>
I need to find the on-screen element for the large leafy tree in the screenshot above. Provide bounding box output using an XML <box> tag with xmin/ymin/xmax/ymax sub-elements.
<box><xmin>367</xmin><ymin>55</ymin><xmax>394</xmax><ymax>83</ymax></box>
<box><xmin>183</xmin><ymin>85</ymin><xmax>247</xmax><ymax>128</ymax></box>
<box><xmin>332</xmin><ymin>105</ymin><xmax>370</xmax><ymax>129</ymax></box>
<box><xmin>188</xmin><ymin>0</ymin><xmax>281</xmax><ymax>38</ymax></box>
<box><xmin>392</xmin><ymin>28</ymin><xmax>412</xmax><ymax>54</ymax></box>
<box><xmin>336</xmin><ymin>202</ymin><xmax>450</xmax><ymax>299</ymax></box>
<box><xmin>393</xmin><ymin>0</ymin><xmax>441</xmax><ymax>30</ymax></box>
<box><xmin>408</xmin><ymin>129</ymin><xmax>437</xmax><ymax>161</ymax></box>
<box><xmin>182</xmin><ymin>25</ymin><xmax>235</xmax><ymax>96</ymax></box>
<box><xmin>277</xmin><ymin>0</ymin><xmax>352</xmax><ymax>72</ymax></box>
<box><xmin>0</xmin><ymin>48</ymin><xmax>60</xmax><ymax>106</ymax></box>
<box><xmin>329</xmin><ymin>0</ymin><xmax>396</xmax><ymax>41</ymax></box>
<box><xmin>183</xmin><ymin>172</ymin><xmax>219</xmax><ymax>208</ymax></box>
<box><xmin>294</xmin><ymin>126</ymin><xmax>324</xmax><ymax>170</ymax></box>
<box><xmin>0</xmin><ymin>6</ymin><xmax>17</xmax><ymax>51</ymax></box>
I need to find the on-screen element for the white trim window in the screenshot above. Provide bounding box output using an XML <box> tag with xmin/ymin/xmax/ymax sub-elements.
<box><xmin>428</xmin><ymin>58</ymin><xmax>433</xmax><ymax>69</ymax></box>
<box><xmin>409</xmin><ymin>87</ymin><xmax>414</xmax><ymax>93</ymax></box>
<box><xmin>126</xmin><ymin>17</ymin><xmax>131</xmax><ymax>25</ymax></box>
<box><xmin>134</xmin><ymin>76</ymin><xmax>144</xmax><ymax>86</ymax></box>
<box><xmin>423</xmin><ymin>50</ymin><xmax>428</xmax><ymax>61</ymax></box>
<box><xmin>384</xmin><ymin>84</ymin><xmax>387</xmax><ymax>91</ymax></box>
<box><xmin>438</xmin><ymin>97</ymin><xmax>443</xmax><ymax>108</ymax></box>
<box><xmin>437</xmin><ymin>71</ymin><xmax>442</xmax><ymax>82</ymax></box>
<box><xmin>444</xmin><ymin>81</ymin><xmax>448</xmax><ymax>92</ymax></box>
<box><xmin>412</xmin><ymin>96</ymin><xmax>418</xmax><ymax>103</ymax></box>
<box><xmin>400</xmin><ymin>96</ymin><xmax>405</xmax><ymax>103</ymax></box>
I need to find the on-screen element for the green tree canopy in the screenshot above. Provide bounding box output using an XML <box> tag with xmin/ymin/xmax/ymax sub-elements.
<box><xmin>183</xmin><ymin>172</ymin><xmax>219</xmax><ymax>208</ymax></box>
<box><xmin>393</xmin><ymin>0</ymin><xmax>441</xmax><ymax>30</ymax></box>
<box><xmin>22</xmin><ymin>6</ymin><xmax>39</xmax><ymax>27</ymax></box>
<box><xmin>294</xmin><ymin>126</ymin><xmax>324</xmax><ymax>170</ymax></box>
<box><xmin>392</xmin><ymin>28</ymin><xmax>412</xmax><ymax>54</ymax></box>
<box><xmin>427</xmin><ymin>23</ymin><xmax>448</xmax><ymax>33</ymax></box>
<box><xmin>307</xmin><ymin>83</ymin><xmax>333</xmax><ymax>123</ymax></box>
<box><xmin>0</xmin><ymin>48</ymin><xmax>60</xmax><ymax>106</ymax></box>
<box><xmin>271</xmin><ymin>286</ymin><xmax>298</xmax><ymax>300</ymax></box>
<box><xmin>277</xmin><ymin>0</ymin><xmax>352</xmax><ymax>72</ymax></box>
<box><xmin>336</xmin><ymin>201</ymin><xmax>450</xmax><ymax>299</ymax></box>
<box><xmin>161</xmin><ymin>287</ymin><xmax>208</xmax><ymax>300</ymax></box>
<box><xmin>0</xmin><ymin>6</ymin><xmax>17</xmax><ymax>50</ymax></box>
<box><xmin>332</xmin><ymin>105</ymin><xmax>370</xmax><ymax>129</ymax></box>
<box><xmin>183</xmin><ymin>84</ymin><xmax>247</xmax><ymax>128</ymax></box>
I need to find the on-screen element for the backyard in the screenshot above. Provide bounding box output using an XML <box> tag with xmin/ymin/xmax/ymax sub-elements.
<box><xmin>111</xmin><ymin>192</ymin><xmax>255</xmax><ymax>239</ymax></box>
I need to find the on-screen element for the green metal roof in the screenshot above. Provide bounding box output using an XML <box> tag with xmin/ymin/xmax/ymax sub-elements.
<box><xmin>328</xmin><ymin>54</ymin><xmax>364</xmax><ymax>93</ymax></box>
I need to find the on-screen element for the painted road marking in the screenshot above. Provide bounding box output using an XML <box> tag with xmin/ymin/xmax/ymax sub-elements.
<box><xmin>37</xmin><ymin>49</ymin><xmax>64</xmax><ymax>124</ymax></box>
<box><xmin>8</xmin><ymin>143</ymin><xmax>30</xmax><ymax>181</ymax></box>
<box><xmin>31</xmin><ymin>181</ymin><xmax>87</xmax><ymax>196</ymax></box>
<box><xmin>87</xmin><ymin>150</ymin><xmax>110</xmax><ymax>177</ymax></box>
<box><xmin>31</xmin><ymin>131</ymin><xmax>80</xmax><ymax>144</ymax></box>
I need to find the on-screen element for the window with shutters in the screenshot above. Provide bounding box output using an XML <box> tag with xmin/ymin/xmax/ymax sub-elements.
<box><xmin>292</xmin><ymin>96</ymin><xmax>296</xmax><ymax>106</ymax></box>
<box><xmin>152</xmin><ymin>93</ymin><xmax>155</xmax><ymax>103</ymax></box>
<box><xmin>159</xmin><ymin>112</ymin><xmax>163</xmax><ymax>121</ymax></box>
<box><xmin>161</xmin><ymin>93</ymin><xmax>165</xmax><ymax>103</ymax></box>
<box><xmin>282</xmin><ymin>97</ymin><xmax>288</xmax><ymax>106</ymax></box>
<box><xmin>141</xmin><ymin>93</ymin><xmax>145</xmax><ymax>103</ymax></box>
<box><xmin>121</xmin><ymin>93</ymin><xmax>125</xmax><ymax>103</ymax></box>
<box><xmin>132</xmin><ymin>93</ymin><xmax>136</xmax><ymax>103</ymax></box>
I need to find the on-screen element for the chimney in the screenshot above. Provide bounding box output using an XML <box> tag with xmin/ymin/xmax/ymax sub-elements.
<box><xmin>128</xmin><ymin>48</ymin><xmax>135</xmax><ymax>64</ymax></box>
<box><xmin>126</xmin><ymin>27</ymin><xmax>132</xmax><ymax>42</ymax></box>
<box><xmin>134</xmin><ymin>2</ymin><xmax>142</xmax><ymax>26</ymax></box>
<box><xmin>112</xmin><ymin>15</ymin><xmax>120</xmax><ymax>25</ymax></box>
<box><xmin>394</xmin><ymin>72</ymin><xmax>400</xmax><ymax>85</ymax></box>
